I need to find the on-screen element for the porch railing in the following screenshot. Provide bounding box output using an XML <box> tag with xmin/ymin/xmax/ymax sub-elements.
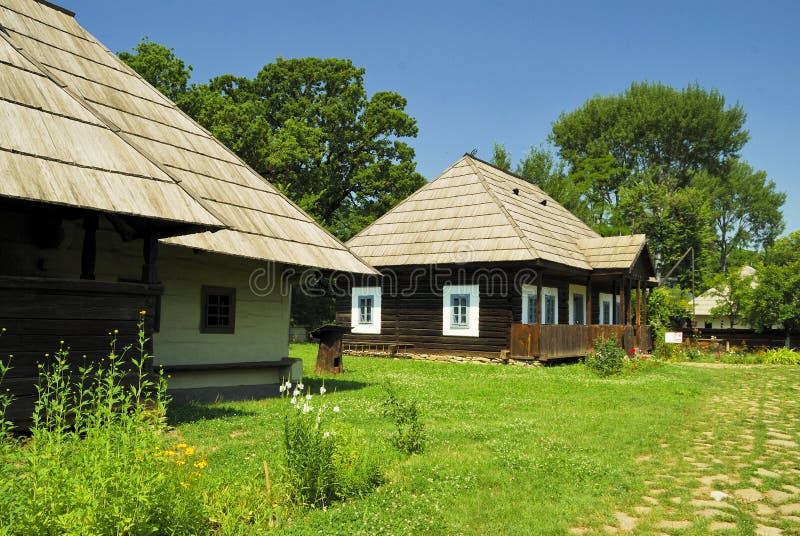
<box><xmin>510</xmin><ymin>324</ymin><xmax>650</xmax><ymax>360</ymax></box>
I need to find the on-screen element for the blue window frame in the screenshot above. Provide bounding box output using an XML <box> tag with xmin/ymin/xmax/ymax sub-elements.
<box><xmin>358</xmin><ymin>295</ymin><xmax>373</xmax><ymax>324</ymax></box>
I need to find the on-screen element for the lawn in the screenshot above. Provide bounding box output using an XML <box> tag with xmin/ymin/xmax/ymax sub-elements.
<box><xmin>166</xmin><ymin>346</ymin><xmax>800</xmax><ymax>535</ymax></box>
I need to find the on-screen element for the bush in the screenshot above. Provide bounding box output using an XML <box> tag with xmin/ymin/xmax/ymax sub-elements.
<box><xmin>585</xmin><ymin>337</ymin><xmax>626</xmax><ymax>377</ymax></box>
<box><xmin>280</xmin><ymin>381</ymin><xmax>382</xmax><ymax>507</ymax></box>
<box><xmin>381</xmin><ymin>381</ymin><xmax>426</xmax><ymax>455</ymax></box>
<box><xmin>0</xmin><ymin>314</ymin><xmax>209</xmax><ymax>535</ymax></box>
<box><xmin>761</xmin><ymin>347</ymin><xmax>800</xmax><ymax>365</ymax></box>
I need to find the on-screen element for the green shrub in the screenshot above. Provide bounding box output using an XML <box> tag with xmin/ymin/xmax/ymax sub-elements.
<box><xmin>281</xmin><ymin>381</ymin><xmax>382</xmax><ymax>507</ymax></box>
<box><xmin>585</xmin><ymin>337</ymin><xmax>625</xmax><ymax>377</ymax></box>
<box><xmin>381</xmin><ymin>381</ymin><xmax>427</xmax><ymax>455</ymax></box>
<box><xmin>0</xmin><ymin>314</ymin><xmax>209</xmax><ymax>535</ymax></box>
<box><xmin>761</xmin><ymin>347</ymin><xmax>800</xmax><ymax>365</ymax></box>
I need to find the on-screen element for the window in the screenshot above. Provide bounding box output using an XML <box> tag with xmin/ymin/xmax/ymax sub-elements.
<box><xmin>521</xmin><ymin>284</ymin><xmax>538</xmax><ymax>324</ymax></box>
<box><xmin>201</xmin><ymin>286</ymin><xmax>236</xmax><ymax>334</ymax></box>
<box><xmin>599</xmin><ymin>292</ymin><xmax>622</xmax><ymax>324</ymax></box>
<box><xmin>351</xmin><ymin>286</ymin><xmax>381</xmax><ymax>334</ymax></box>
<box><xmin>568</xmin><ymin>284</ymin><xmax>586</xmax><ymax>325</ymax></box>
<box><xmin>358</xmin><ymin>296</ymin><xmax>373</xmax><ymax>324</ymax></box>
<box><xmin>442</xmin><ymin>284</ymin><xmax>479</xmax><ymax>337</ymax></box>
<box><xmin>451</xmin><ymin>294</ymin><xmax>470</xmax><ymax>328</ymax></box>
<box><xmin>541</xmin><ymin>287</ymin><xmax>558</xmax><ymax>324</ymax></box>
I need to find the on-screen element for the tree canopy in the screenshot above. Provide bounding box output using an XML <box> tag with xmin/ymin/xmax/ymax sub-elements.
<box><xmin>496</xmin><ymin>81</ymin><xmax>785</xmax><ymax>288</ymax></box>
<box><xmin>118</xmin><ymin>38</ymin><xmax>192</xmax><ymax>101</ymax></box>
<box><xmin>120</xmin><ymin>45</ymin><xmax>424</xmax><ymax>240</ymax></box>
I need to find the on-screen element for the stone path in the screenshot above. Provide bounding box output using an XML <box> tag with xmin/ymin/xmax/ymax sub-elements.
<box><xmin>571</xmin><ymin>368</ymin><xmax>800</xmax><ymax>535</ymax></box>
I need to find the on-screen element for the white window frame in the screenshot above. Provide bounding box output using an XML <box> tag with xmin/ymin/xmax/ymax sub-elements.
<box><xmin>542</xmin><ymin>286</ymin><xmax>558</xmax><ymax>325</ymax></box>
<box><xmin>599</xmin><ymin>292</ymin><xmax>621</xmax><ymax>325</ymax></box>
<box><xmin>351</xmin><ymin>286</ymin><xmax>381</xmax><ymax>334</ymax></box>
<box><xmin>568</xmin><ymin>284</ymin><xmax>587</xmax><ymax>325</ymax></box>
<box><xmin>521</xmin><ymin>284</ymin><xmax>539</xmax><ymax>324</ymax></box>
<box><xmin>442</xmin><ymin>284</ymin><xmax>479</xmax><ymax>337</ymax></box>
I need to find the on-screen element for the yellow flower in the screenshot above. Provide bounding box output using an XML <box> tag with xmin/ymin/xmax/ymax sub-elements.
<box><xmin>184</xmin><ymin>447</ymin><xmax>194</xmax><ymax>456</ymax></box>
<box><xmin>176</xmin><ymin>460</ymin><xmax>186</xmax><ymax>466</ymax></box>
<box><xmin>164</xmin><ymin>450</ymin><xmax>175</xmax><ymax>457</ymax></box>
<box><xmin>140</xmin><ymin>310</ymin><xmax>147</xmax><ymax>315</ymax></box>
<box><xmin>176</xmin><ymin>443</ymin><xmax>188</xmax><ymax>449</ymax></box>
<box><xmin>193</xmin><ymin>459</ymin><xmax>208</xmax><ymax>469</ymax></box>
<box><xmin>180</xmin><ymin>482</ymin><xmax>189</xmax><ymax>489</ymax></box>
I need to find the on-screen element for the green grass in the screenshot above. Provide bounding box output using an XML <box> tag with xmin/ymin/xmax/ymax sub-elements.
<box><xmin>162</xmin><ymin>344</ymin><xmax>800</xmax><ymax>535</ymax></box>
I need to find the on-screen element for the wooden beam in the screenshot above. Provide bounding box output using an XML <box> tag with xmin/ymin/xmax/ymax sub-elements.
<box><xmin>80</xmin><ymin>213</ymin><xmax>98</xmax><ymax>280</ymax></box>
<box><xmin>626</xmin><ymin>277</ymin><xmax>633</xmax><ymax>326</ymax></box>
<box><xmin>636</xmin><ymin>279</ymin><xmax>642</xmax><ymax>327</ymax></box>
<box><xmin>141</xmin><ymin>232</ymin><xmax>159</xmax><ymax>284</ymax></box>
<box><xmin>536</xmin><ymin>270</ymin><xmax>543</xmax><ymax>324</ymax></box>
<box><xmin>612</xmin><ymin>279</ymin><xmax>618</xmax><ymax>324</ymax></box>
<box><xmin>586</xmin><ymin>276</ymin><xmax>592</xmax><ymax>325</ymax></box>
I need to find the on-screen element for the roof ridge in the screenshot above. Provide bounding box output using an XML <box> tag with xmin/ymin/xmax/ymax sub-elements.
<box><xmin>346</xmin><ymin>156</ymin><xmax>466</xmax><ymax>245</ymax></box>
<box><xmin>464</xmin><ymin>155</ymin><xmax>542</xmax><ymax>262</ymax></box>
<box><xmin>0</xmin><ymin>26</ymin><xmax>228</xmax><ymax>230</ymax></box>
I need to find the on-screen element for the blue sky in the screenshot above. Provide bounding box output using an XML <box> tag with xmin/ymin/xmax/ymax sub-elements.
<box><xmin>67</xmin><ymin>0</ymin><xmax>799</xmax><ymax>234</ymax></box>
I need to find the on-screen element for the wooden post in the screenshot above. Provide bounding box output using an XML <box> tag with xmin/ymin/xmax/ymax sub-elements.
<box><xmin>80</xmin><ymin>213</ymin><xmax>98</xmax><ymax>280</ymax></box>
<box><xmin>636</xmin><ymin>279</ymin><xmax>642</xmax><ymax>327</ymax></box>
<box><xmin>536</xmin><ymin>270</ymin><xmax>543</xmax><ymax>324</ymax></box>
<box><xmin>642</xmin><ymin>288</ymin><xmax>648</xmax><ymax>325</ymax></box>
<box><xmin>626</xmin><ymin>277</ymin><xmax>632</xmax><ymax>326</ymax></box>
<box><xmin>619</xmin><ymin>277</ymin><xmax>626</xmax><ymax>326</ymax></box>
<box><xmin>612</xmin><ymin>279</ymin><xmax>618</xmax><ymax>324</ymax></box>
<box><xmin>586</xmin><ymin>277</ymin><xmax>592</xmax><ymax>326</ymax></box>
<box><xmin>141</xmin><ymin>232</ymin><xmax>159</xmax><ymax>283</ymax></box>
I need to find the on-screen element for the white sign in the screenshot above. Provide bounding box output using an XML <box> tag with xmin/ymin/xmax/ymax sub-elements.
<box><xmin>664</xmin><ymin>331</ymin><xmax>683</xmax><ymax>344</ymax></box>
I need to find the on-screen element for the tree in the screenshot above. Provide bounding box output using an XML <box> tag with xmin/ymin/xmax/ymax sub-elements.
<box><xmin>491</xmin><ymin>142</ymin><xmax>512</xmax><ymax>172</ymax></box>
<box><xmin>178</xmin><ymin>58</ymin><xmax>425</xmax><ymax>239</ymax></box>
<box><xmin>549</xmin><ymin>81</ymin><xmax>753</xmax><ymax>282</ymax></box>
<box><xmin>707</xmin><ymin>268</ymin><xmax>754</xmax><ymax>328</ymax></box>
<box><xmin>696</xmin><ymin>160</ymin><xmax>785</xmax><ymax>272</ymax></box>
<box><xmin>551</xmin><ymin>81</ymin><xmax>748</xmax><ymax>190</ymax></box>
<box><xmin>743</xmin><ymin>231</ymin><xmax>800</xmax><ymax>347</ymax></box>
<box><xmin>118</xmin><ymin>38</ymin><xmax>192</xmax><ymax>101</ymax></box>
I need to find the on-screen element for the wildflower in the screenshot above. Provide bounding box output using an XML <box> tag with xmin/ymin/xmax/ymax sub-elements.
<box><xmin>292</xmin><ymin>388</ymin><xmax>301</xmax><ymax>397</ymax></box>
<box><xmin>302</xmin><ymin>402</ymin><xmax>313</xmax><ymax>414</ymax></box>
<box><xmin>279</xmin><ymin>384</ymin><xmax>285</xmax><ymax>393</ymax></box>
<box><xmin>305</xmin><ymin>393</ymin><xmax>312</xmax><ymax>401</ymax></box>
<box><xmin>176</xmin><ymin>460</ymin><xmax>186</xmax><ymax>466</ymax></box>
<box><xmin>139</xmin><ymin>310</ymin><xmax>147</xmax><ymax>315</ymax></box>
<box><xmin>284</xmin><ymin>380</ymin><xmax>292</xmax><ymax>390</ymax></box>
<box><xmin>319</xmin><ymin>385</ymin><xmax>327</xmax><ymax>395</ymax></box>
<box><xmin>323</xmin><ymin>432</ymin><xmax>330</xmax><ymax>439</ymax></box>
<box><xmin>193</xmin><ymin>459</ymin><xmax>208</xmax><ymax>469</ymax></box>
<box><xmin>290</xmin><ymin>397</ymin><xmax>297</xmax><ymax>405</ymax></box>
<box><xmin>164</xmin><ymin>450</ymin><xmax>176</xmax><ymax>457</ymax></box>
<box><xmin>176</xmin><ymin>443</ymin><xmax>188</xmax><ymax>449</ymax></box>
<box><xmin>113</xmin><ymin>329</ymin><xmax>119</xmax><ymax>334</ymax></box>
<box><xmin>298</xmin><ymin>382</ymin><xmax>304</xmax><ymax>390</ymax></box>
<box><xmin>180</xmin><ymin>482</ymin><xmax>189</xmax><ymax>489</ymax></box>
<box><xmin>333</xmin><ymin>406</ymin><xmax>340</xmax><ymax>413</ymax></box>
<box><xmin>184</xmin><ymin>447</ymin><xmax>195</xmax><ymax>456</ymax></box>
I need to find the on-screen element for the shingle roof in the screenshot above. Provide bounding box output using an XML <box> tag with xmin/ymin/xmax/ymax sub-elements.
<box><xmin>347</xmin><ymin>155</ymin><xmax>649</xmax><ymax>273</ymax></box>
<box><xmin>0</xmin><ymin>0</ymin><xmax>375</xmax><ymax>274</ymax></box>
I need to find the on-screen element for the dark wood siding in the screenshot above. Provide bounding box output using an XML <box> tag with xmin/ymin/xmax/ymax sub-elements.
<box><xmin>0</xmin><ymin>277</ymin><xmax>160</xmax><ymax>429</ymax></box>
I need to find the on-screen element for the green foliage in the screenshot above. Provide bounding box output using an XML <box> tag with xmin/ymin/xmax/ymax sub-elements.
<box><xmin>760</xmin><ymin>348</ymin><xmax>800</xmax><ymax>365</ymax></box>
<box><xmin>280</xmin><ymin>381</ymin><xmax>382</xmax><ymax>507</ymax></box>
<box><xmin>696</xmin><ymin>160</ymin><xmax>785</xmax><ymax>271</ymax></box>
<box><xmin>707</xmin><ymin>268</ymin><xmax>753</xmax><ymax>328</ymax></box>
<box><xmin>743</xmin><ymin>232</ymin><xmax>800</xmax><ymax>340</ymax></box>
<box><xmin>118</xmin><ymin>37</ymin><xmax>192</xmax><ymax>101</ymax></box>
<box><xmin>0</xmin><ymin>316</ymin><xmax>208</xmax><ymax>535</ymax></box>
<box><xmin>584</xmin><ymin>337</ymin><xmax>625</xmax><ymax>377</ymax></box>
<box><xmin>381</xmin><ymin>381</ymin><xmax>426</xmax><ymax>455</ymax></box>
<box><xmin>491</xmin><ymin>142</ymin><xmax>512</xmax><ymax>172</ymax></box>
<box><xmin>177</xmin><ymin>57</ymin><xmax>425</xmax><ymax>240</ymax></box>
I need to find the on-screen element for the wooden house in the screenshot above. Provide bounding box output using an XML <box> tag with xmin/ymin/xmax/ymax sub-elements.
<box><xmin>0</xmin><ymin>0</ymin><xmax>374</xmax><ymax>424</ymax></box>
<box><xmin>336</xmin><ymin>155</ymin><xmax>656</xmax><ymax>361</ymax></box>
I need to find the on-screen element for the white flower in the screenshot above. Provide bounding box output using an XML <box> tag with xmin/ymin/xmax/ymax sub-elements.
<box><xmin>297</xmin><ymin>382</ymin><xmax>304</xmax><ymax>390</ymax></box>
<box><xmin>290</xmin><ymin>397</ymin><xmax>297</xmax><ymax>405</ymax></box>
<box><xmin>292</xmin><ymin>388</ymin><xmax>301</xmax><ymax>397</ymax></box>
<box><xmin>302</xmin><ymin>402</ymin><xmax>313</xmax><ymax>414</ymax></box>
<box><xmin>323</xmin><ymin>431</ymin><xmax>330</xmax><ymax>439</ymax></box>
<box><xmin>279</xmin><ymin>384</ymin><xmax>285</xmax><ymax>393</ymax></box>
<box><xmin>332</xmin><ymin>406</ymin><xmax>340</xmax><ymax>413</ymax></box>
<box><xmin>305</xmin><ymin>393</ymin><xmax>313</xmax><ymax>401</ymax></box>
<box><xmin>285</xmin><ymin>380</ymin><xmax>292</xmax><ymax>390</ymax></box>
<box><xmin>319</xmin><ymin>385</ymin><xmax>327</xmax><ymax>395</ymax></box>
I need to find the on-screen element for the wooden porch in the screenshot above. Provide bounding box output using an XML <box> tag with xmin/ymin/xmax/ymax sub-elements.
<box><xmin>509</xmin><ymin>324</ymin><xmax>653</xmax><ymax>361</ymax></box>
